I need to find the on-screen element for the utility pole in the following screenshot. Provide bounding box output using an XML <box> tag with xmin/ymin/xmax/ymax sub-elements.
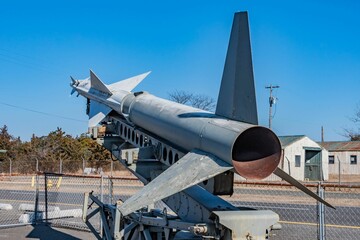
<box><xmin>265</xmin><ymin>85</ymin><xmax>279</xmax><ymax>129</ymax></box>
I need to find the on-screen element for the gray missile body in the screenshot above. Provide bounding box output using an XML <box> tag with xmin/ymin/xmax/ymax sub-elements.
<box><xmin>74</xmin><ymin>79</ymin><xmax>281</xmax><ymax>179</ymax></box>
<box><xmin>126</xmin><ymin>92</ymin><xmax>281</xmax><ymax>179</ymax></box>
<box><xmin>71</xmin><ymin>11</ymin><xmax>334</xmax><ymax>214</ymax></box>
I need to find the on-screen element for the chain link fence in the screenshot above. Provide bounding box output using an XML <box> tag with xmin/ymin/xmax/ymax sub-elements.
<box><xmin>0</xmin><ymin>173</ymin><xmax>359</xmax><ymax>239</ymax></box>
<box><xmin>226</xmin><ymin>181</ymin><xmax>360</xmax><ymax>240</ymax></box>
<box><xmin>41</xmin><ymin>173</ymin><xmax>102</xmax><ymax>231</ymax></box>
<box><xmin>0</xmin><ymin>175</ymin><xmax>36</xmax><ymax>227</ymax></box>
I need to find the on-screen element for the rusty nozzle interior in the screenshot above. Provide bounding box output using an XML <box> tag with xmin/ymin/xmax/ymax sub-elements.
<box><xmin>232</xmin><ymin>126</ymin><xmax>281</xmax><ymax>180</ymax></box>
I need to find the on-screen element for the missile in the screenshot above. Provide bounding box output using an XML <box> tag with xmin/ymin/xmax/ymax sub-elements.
<box><xmin>71</xmin><ymin>12</ymin><xmax>334</xmax><ymax>215</ymax></box>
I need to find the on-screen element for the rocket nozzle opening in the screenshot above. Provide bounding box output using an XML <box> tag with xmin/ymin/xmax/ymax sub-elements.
<box><xmin>232</xmin><ymin>126</ymin><xmax>281</xmax><ymax>179</ymax></box>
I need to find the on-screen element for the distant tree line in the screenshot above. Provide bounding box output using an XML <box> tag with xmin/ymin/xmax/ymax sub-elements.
<box><xmin>0</xmin><ymin>125</ymin><xmax>122</xmax><ymax>175</ymax></box>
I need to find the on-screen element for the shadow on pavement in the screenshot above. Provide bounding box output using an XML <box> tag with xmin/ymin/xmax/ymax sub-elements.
<box><xmin>26</xmin><ymin>224</ymin><xmax>82</xmax><ymax>240</ymax></box>
<box><xmin>0</xmin><ymin>223</ymin><xmax>95</xmax><ymax>240</ymax></box>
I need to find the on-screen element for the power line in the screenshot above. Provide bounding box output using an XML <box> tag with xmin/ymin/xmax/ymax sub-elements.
<box><xmin>0</xmin><ymin>48</ymin><xmax>61</xmax><ymax>75</ymax></box>
<box><xmin>0</xmin><ymin>101</ymin><xmax>86</xmax><ymax>123</ymax></box>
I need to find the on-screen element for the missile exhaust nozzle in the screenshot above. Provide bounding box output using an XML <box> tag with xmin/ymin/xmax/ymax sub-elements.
<box><xmin>232</xmin><ymin>126</ymin><xmax>281</xmax><ymax>179</ymax></box>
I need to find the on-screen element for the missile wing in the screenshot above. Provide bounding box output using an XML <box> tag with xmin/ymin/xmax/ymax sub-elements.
<box><xmin>119</xmin><ymin>150</ymin><xmax>233</xmax><ymax>216</ymax></box>
<box><xmin>71</xmin><ymin>11</ymin><xmax>334</xmax><ymax>215</ymax></box>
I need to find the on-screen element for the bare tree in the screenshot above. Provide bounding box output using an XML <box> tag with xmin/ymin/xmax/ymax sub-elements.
<box><xmin>350</xmin><ymin>105</ymin><xmax>360</xmax><ymax>124</ymax></box>
<box><xmin>168</xmin><ymin>90</ymin><xmax>216</xmax><ymax>112</ymax></box>
<box><xmin>344</xmin><ymin>104</ymin><xmax>360</xmax><ymax>141</ymax></box>
<box><xmin>189</xmin><ymin>94</ymin><xmax>216</xmax><ymax>111</ymax></box>
<box><xmin>168</xmin><ymin>90</ymin><xmax>193</xmax><ymax>105</ymax></box>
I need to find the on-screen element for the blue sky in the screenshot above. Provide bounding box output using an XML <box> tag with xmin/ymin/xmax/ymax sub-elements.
<box><xmin>0</xmin><ymin>0</ymin><xmax>359</xmax><ymax>141</ymax></box>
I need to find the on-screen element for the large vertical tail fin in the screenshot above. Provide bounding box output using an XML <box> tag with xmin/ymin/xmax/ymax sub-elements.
<box><xmin>215</xmin><ymin>12</ymin><xmax>258</xmax><ymax>125</ymax></box>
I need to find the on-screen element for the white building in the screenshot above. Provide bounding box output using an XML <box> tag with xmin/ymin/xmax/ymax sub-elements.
<box><xmin>319</xmin><ymin>141</ymin><xmax>360</xmax><ymax>176</ymax></box>
<box><xmin>277</xmin><ymin>135</ymin><xmax>329</xmax><ymax>181</ymax></box>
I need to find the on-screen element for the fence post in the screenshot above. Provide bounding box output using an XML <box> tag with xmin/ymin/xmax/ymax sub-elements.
<box><xmin>59</xmin><ymin>158</ymin><xmax>63</xmax><ymax>174</ymax></box>
<box><xmin>286</xmin><ymin>157</ymin><xmax>291</xmax><ymax>176</ymax></box>
<box><xmin>9</xmin><ymin>158</ymin><xmax>12</xmax><ymax>178</ymax></box>
<box><xmin>33</xmin><ymin>174</ymin><xmax>39</xmax><ymax>224</ymax></box>
<box><xmin>44</xmin><ymin>173</ymin><xmax>48</xmax><ymax>223</ymax></box>
<box><xmin>109</xmin><ymin>177</ymin><xmax>114</xmax><ymax>205</ymax></box>
<box><xmin>337</xmin><ymin>157</ymin><xmax>341</xmax><ymax>186</ymax></box>
<box><xmin>82</xmin><ymin>158</ymin><xmax>85</xmax><ymax>175</ymax></box>
<box><xmin>100</xmin><ymin>174</ymin><xmax>104</xmax><ymax>237</ymax></box>
<box><xmin>317</xmin><ymin>182</ymin><xmax>325</xmax><ymax>240</ymax></box>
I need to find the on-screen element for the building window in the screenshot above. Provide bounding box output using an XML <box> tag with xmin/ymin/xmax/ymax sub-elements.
<box><xmin>350</xmin><ymin>155</ymin><xmax>357</xmax><ymax>165</ymax></box>
<box><xmin>328</xmin><ymin>155</ymin><xmax>335</xmax><ymax>164</ymax></box>
<box><xmin>295</xmin><ymin>155</ymin><xmax>301</xmax><ymax>167</ymax></box>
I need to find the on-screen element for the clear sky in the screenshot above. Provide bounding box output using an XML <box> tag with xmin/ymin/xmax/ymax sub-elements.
<box><xmin>0</xmin><ymin>0</ymin><xmax>359</xmax><ymax>142</ymax></box>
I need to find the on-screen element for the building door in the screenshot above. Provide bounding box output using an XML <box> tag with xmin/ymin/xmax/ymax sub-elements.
<box><xmin>304</xmin><ymin>149</ymin><xmax>322</xmax><ymax>181</ymax></box>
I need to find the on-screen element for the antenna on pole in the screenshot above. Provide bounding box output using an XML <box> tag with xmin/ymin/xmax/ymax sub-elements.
<box><xmin>265</xmin><ymin>84</ymin><xmax>279</xmax><ymax>129</ymax></box>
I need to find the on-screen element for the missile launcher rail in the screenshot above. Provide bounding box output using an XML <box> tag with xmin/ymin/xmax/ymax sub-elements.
<box><xmin>82</xmin><ymin>118</ymin><xmax>279</xmax><ymax>240</ymax></box>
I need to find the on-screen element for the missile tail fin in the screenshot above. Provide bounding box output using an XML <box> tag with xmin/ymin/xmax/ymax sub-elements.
<box><xmin>88</xmin><ymin>100</ymin><xmax>112</xmax><ymax>127</ymax></box>
<box><xmin>274</xmin><ymin>167</ymin><xmax>335</xmax><ymax>209</ymax></box>
<box><xmin>90</xmin><ymin>70</ymin><xmax>112</xmax><ymax>95</ymax></box>
<box><xmin>118</xmin><ymin>150</ymin><xmax>232</xmax><ymax>216</ymax></box>
<box><xmin>215</xmin><ymin>11</ymin><xmax>258</xmax><ymax>125</ymax></box>
<box><xmin>109</xmin><ymin>71</ymin><xmax>151</xmax><ymax>92</ymax></box>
